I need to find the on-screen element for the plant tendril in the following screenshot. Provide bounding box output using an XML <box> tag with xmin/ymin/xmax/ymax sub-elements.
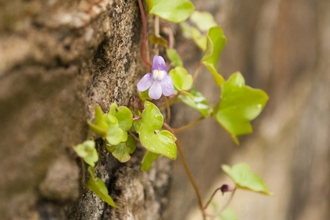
<box><xmin>172</xmin><ymin>116</ymin><xmax>204</xmax><ymax>133</ymax></box>
<box><xmin>137</xmin><ymin>0</ymin><xmax>152</xmax><ymax>68</ymax></box>
<box><xmin>163</xmin><ymin>123</ymin><xmax>206</xmax><ymax>220</ymax></box>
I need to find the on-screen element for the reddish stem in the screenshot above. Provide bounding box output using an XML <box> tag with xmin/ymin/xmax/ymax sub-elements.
<box><xmin>193</xmin><ymin>62</ymin><xmax>202</xmax><ymax>81</ymax></box>
<box><xmin>205</xmin><ymin>188</ymin><xmax>237</xmax><ymax>218</ymax></box>
<box><xmin>163</xmin><ymin>96</ymin><xmax>171</xmax><ymax>124</ymax></box>
<box><xmin>171</xmin><ymin>117</ymin><xmax>204</xmax><ymax>133</ymax></box>
<box><xmin>137</xmin><ymin>0</ymin><xmax>152</xmax><ymax>68</ymax></box>
<box><xmin>133</xmin><ymin>116</ymin><xmax>142</xmax><ymax>121</ymax></box>
<box><xmin>163</xmin><ymin>123</ymin><xmax>206</xmax><ymax>220</ymax></box>
<box><xmin>165</xmin><ymin>26</ymin><xmax>174</xmax><ymax>49</ymax></box>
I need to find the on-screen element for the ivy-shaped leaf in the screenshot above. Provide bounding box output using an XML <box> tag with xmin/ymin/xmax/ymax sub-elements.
<box><xmin>179</xmin><ymin>88</ymin><xmax>212</xmax><ymax>117</ymax></box>
<box><xmin>104</xmin><ymin>114</ymin><xmax>128</xmax><ymax>145</ymax></box>
<box><xmin>166</xmin><ymin>49</ymin><xmax>183</xmax><ymax>67</ymax></box>
<box><xmin>202</xmin><ymin>26</ymin><xmax>226</xmax><ymax>86</ymax></box>
<box><xmin>87</xmin><ymin>105</ymin><xmax>108</xmax><ymax>137</ymax></box>
<box><xmin>73</xmin><ymin>140</ymin><xmax>98</xmax><ymax>167</ymax></box>
<box><xmin>147</xmin><ymin>0</ymin><xmax>195</xmax><ymax>23</ymax></box>
<box><xmin>87</xmin><ymin>166</ymin><xmax>118</xmax><ymax>208</ymax></box>
<box><xmin>133</xmin><ymin>119</ymin><xmax>143</xmax><ymax>134</ymax></box>
<box><xmin>138</xmin><ymin>90</ymin><xmax>151</xmax><ymax>101</ymax></box>
<box><xmin>140</xmin><ymin>130</ymin><xmax>177</xmax><ymax>160</ymax></box>
<box><xmin>140</xmin><ymin>101</ymin><xmax>163</xmax><ymax>132</ymax></box>
<box><xmin>141</xmin><ymin>151</ymin><xmax>160</xmax><ymax>171</ymax></box>
<box><xmin>179</xmin><ymin>23</ymin><xmax>207</xmax><ymax>51</ymax></box>
<box><xmin>190</xmin><ymin>11</ymin><xmax>217</xmax><ymax>32</ymax></box>
<box><xmin>138</xmin><ymin>101</ymin><xmax>177</xmax><ymax>159</ymax></box>
<box><xmin>214</xmin><ymin>72</ymin><xmax>268</xmax><ymax>144</ymax></box>
<box><xmin>169</xmin><ymin>66</ymin><xmax>193</xmax><ymax>91</ymax></box>
<box><xmin>109</xmin><ymin>103</ymin><xmax>133</xmax><ymax>132</ymax></box>
<box><xmin>106</xmin><ymin>136</ymin><xmax>136</xmax><ymax>163</ymax></box>
<box><xmin>180</xmin><ymin>22</ymin><xmax>193</xmax><ymax>38</ymax></box>
<box><xmin>220</xmin><ymin>208</ymin><xmax>239</xmax><ymax>220</ymax></box>
<box><xmin>222</xmin><ymin>163</ymin><xmax>273</xmax><ymax>196</ymax></box>
<box><xmin>88</xmin><ymin>104</ymin><xmax>133</xmax><ymax>145</ymax></box>
<box><xmin>191</xmin><ymin>27</ymin><xmax>207</xmax><ymax>51</ymax></box>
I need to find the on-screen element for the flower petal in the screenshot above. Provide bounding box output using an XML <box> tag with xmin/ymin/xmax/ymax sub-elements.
<box><xmin>149</xmin><ymin>81</ymin><xmax>162</xmax><ymax>100</ymax></box>
<box><xmin>152</xmin><ymin>55</ymin><xmax>167</xmax><ymax>72</ymax></box>
<box><xmin>137</xmin><ymin>73</ymin><xmax>153</xmax><ymax>91</ymax></box>
<box><xmin>161</xmin><ymin>75</ymin><xmax>174</xmax><ymax>96</ymax></box>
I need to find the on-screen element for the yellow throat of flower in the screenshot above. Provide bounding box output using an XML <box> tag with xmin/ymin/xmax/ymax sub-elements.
<box><xmin>152</xmin><ymin>70</ymin><xmax>166</xmax><ymax>81</ymax></box>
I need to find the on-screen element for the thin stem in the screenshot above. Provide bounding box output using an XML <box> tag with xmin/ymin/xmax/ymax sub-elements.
<box><xmin>205</xmin><ymin>188</ymin><xmax>237</xmax><ymax>218</ymax></box>
<box><xmin>133</xmin><ymin>116</ymin><xmax>142</xmax><ymax>121</ymax></box>
<box><xmin>146</xmin><ymin>40</ymin><xmax>150</xmax><ymax>64</ymax></box>
<box><xmin>163</xmin><ymin>124</ymin><xmax>206</xmax><ymax>220</ymax></box>
<box><xmin>165</xmin><ymin>26</ymin><xmax>174</xmax><ymax>49</ymax></box>
<box><xmin>128</xmin><ymin>131</ymin><xmax>141</xmax><ymax>143</ymax></box>
<box><xmin>163</xmin><ymin>96</ymin><xmax>171</xmax><ymax>124</ymax></box>
<box><xmin>157</xmin><ymin>93</ymin><xmax>179</xmax><ymax>108</ymax></box>
<box><xmin>172</xmin><ymin>117</ymin><xmax>204</xmax><ymax>133</ymax></box>
<box><xmin>193</xmin><ymin>62</ymin><xmax>202</xmax><ymax>81</ymax></box>
<box><xmin>154</xmin><ymin>16</ymin><xmax>160</xmax><ymax>55</ymax></box>
<box><xmin>155</xmin><ymin>16</ymin><xmax>160</xmax><ymax>36</ymax></box>
<box><xmin>137</xmin><ymin>0</ymin><xmax>152</xmax><ymax>68</ymax></box>
<box><xmin>177</xmin><ymin>139</ymin><xmax>206</xmax><ymax>220</ymax></box>
<box><xmin>204</xmin><ymin>187</ymin><xmax>222</xmax><ymax>210</ymax></box>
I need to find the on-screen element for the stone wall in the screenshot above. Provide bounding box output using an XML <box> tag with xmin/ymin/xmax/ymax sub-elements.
<box><xmin>0</xmin><ymin>0</ymin><xmax>171</xmax><ymax>219</ymax></box>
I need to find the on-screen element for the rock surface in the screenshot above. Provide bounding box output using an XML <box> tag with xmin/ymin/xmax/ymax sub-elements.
<box><xmin>0</xmin><ymin>0</ymin><xmax>171</xmax><ymax>219</ymax></box>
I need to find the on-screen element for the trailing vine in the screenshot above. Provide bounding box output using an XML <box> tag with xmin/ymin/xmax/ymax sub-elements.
<box><xmin>73</xmin><ymin>0</ymin><xmax>273</xmax><ymax>219</ymax></box>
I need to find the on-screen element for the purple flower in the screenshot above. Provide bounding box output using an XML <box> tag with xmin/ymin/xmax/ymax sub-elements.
<box><xmin>137</xmin><ymin>55</ymin><xmax>174</xmax><ymax>100</ymax></box>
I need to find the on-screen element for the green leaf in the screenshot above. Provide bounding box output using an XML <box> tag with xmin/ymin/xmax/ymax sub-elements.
<box><xmin>88</xmin><ymin>104</ymin><xmax>132</xmax><ymax>145</ymax></box>
<box><xmin>87</xmin><ymin>121</ymin><xmax>107</xmax><ymax>137</ymax></box>
<box><xmin>222</xmin><ymin>163</ymin><xmax>273</xmax><ymax>196</ymax></box>
<box><xmin>146</xmin><ymin>0</ymin><xmax>153</xmax><ymax>11</ymax></box>
<box><xmin>94</xmin><ymin>105</ymin><xmax>107</xmax><ymax>130</ymax></box>
<box><xmin>149</xmin><ymin>34</ymin><xmax>168</xmax><ymax>48</ymax></box>
<box><xmin>202</xmin><ymin>26</ymin><xmax>227</xmax><ymax>86</ymax></box>
<box><xmin>104</xmin><ymin>114</ymin><xmax>128</xmax><ymax>145</ymax></box>
<box><xmin>141</xmin><ymin>151</ymin><xmax>160</xmax><ymax>171</ymax></box>
<box><xmin>139</xmin><ymin>129</ymin><xmax>177</xmax><ymax>160</ymax></box>
<box><xmin>179</xmin><ymin>88</ymin><xmax>212</xmax><ymax>117</ymax></box>
<box><xmin>191</xmin><ymin>27</ymin><xmax>207</xmax><ymax>51</ymax></box>
<box><xmin>179</xmin><ymin>23</ymin><xmax>207</xmax><ymax>51</ymax></box>
<box><xmin>138</xmin><ymin>90</ymin><xmax>151</xmax><ymax>101</ymax></box>
<box><xmin>133</xmin><ymin>118</ymin><xmax>143</xmax><ymax>134</ymax></box>
<box><xmin>109</xmin><ymin>103</ymin><xmax>133</xmax><ymax>131</ymax></box>
<box><xmin>88</xmin><ymin>105</ymin><xmax>108</xmax><ymax>137</ymax></box>
<box><xmin>106</xmin><ymin>136</ymin><xmax>136</xmax><ymax>163</ymax></box>
<box><xmin>180</xmin><ymin>22</ymin><xmax>193</xmax><ymax>38</ymax></box>
<box><xmin>138</xmin><ymin>101</ymin><xmax>177</xmax><ymax>159</ymax></box>
<box><xmin>214</xmin><ymin>72</ymin><xmax>268</xmax><ymax>144</ymax></box>
<box><xmin>169</xmin><ymin>66</ymin><xmax>193</xmax><ymax>91</ymax></box>
<box><xmin>87</xmin><ymin>166</ymin><xmax>118</xmax><ymax>208</ymax></box>
<box><xmin>141</xmin><ymin>101</ymin><xmax>164</xmax><ymax>132</ymax></box>
<box><xmin>73</xmin><ymin>140</ymin><xmax>98</xmax><ymax>167</ymax></box>
<box><xmin>148</xmin><ymin>0</ymin><xmax>194</xmax><ymax>23</ymax></box>
<box><xmin>211</xmin><ymin>202</ymin><xmax>238</xmax><ymax>220</ymax></box>
<box><xmin>190</xmin><ymin>11</ymin><xmax>217</xmax><ymax>32</ymax></box>
<box><xmin>166</xmin><ymin>49</ymin><xmax>183</xmax><ymax>67</ymax></box>
<box><xmin>220</xmin><ymin>208</ymin><xmax>239</xmax><ymax>220</ymax></box>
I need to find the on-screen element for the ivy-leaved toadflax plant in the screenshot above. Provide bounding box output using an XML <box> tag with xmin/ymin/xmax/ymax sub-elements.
<box><xmin>73</xmin><ymin>1</ymin><xmax>272</xmax><ymax>218</ymax></box>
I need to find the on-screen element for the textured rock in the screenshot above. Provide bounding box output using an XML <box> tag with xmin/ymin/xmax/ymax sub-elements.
<box><xmin>0</xmin><ymin>0</ymin><xmax>171</xmax><ymax>219</ymax></box>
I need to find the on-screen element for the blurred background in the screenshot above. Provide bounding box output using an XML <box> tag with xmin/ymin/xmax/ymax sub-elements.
<box><xmin>164</xmin><ymin>0</ymin><xmax>330</xmax><ymax>219</ymax></box>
